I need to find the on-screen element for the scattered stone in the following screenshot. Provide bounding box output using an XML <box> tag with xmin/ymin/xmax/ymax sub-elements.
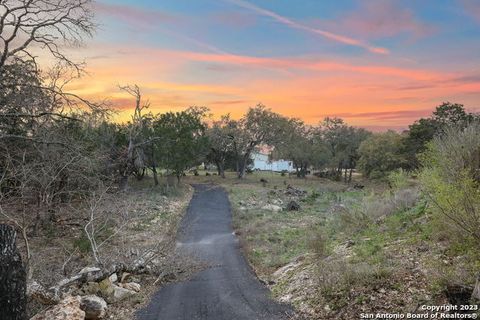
<box><xmin>261</xmin><ymin>204</ymin><xmax>282</xmax><ymax>212</ymax></box>
<box><xmin>285</xmin><ymin>200</ymin><xmax>301</xmax><ymax>211</ymax></box>
<box><xmin>285</xmin><ymin>185</ymin><xmax>307</xmax><ymax>197</ymax></box>
<box><xmin>79</xmin><ymin>267</ymin><xmax>102</xmax><ymax>275</ymax></box>
<box><xmin>98</xmin><ymin>278</ymin><xmax>114</xmax><ymax>299</ymax></box>
<box><xmin>345</xmin><ymin>239</ymin><xmax>355</xmax><ymax>248</ymax></box>
<box><xmin>109</xmin><ymin>273</ymin><xmax>118</xmax><ymax>283</ymax></box>
<box><xmin>31</xmin><ymin>296</ymin><xmax>85</xmax><ymax>320</ymax></box>
<box><xmin>80</xmin><ymin>295</ymin><xmax>107</xmax><ymax>320</ymax></box>
<box><xmin>112</xmin><ymin>285</ymin><xmax>137</xmax><ymax>302</ymax></box>
<box><xmin>271</xmin><ymin>198</ymin><xmax>283</xmax><ymax>205</ymax></box>
<box><xmin>79</xmin><ymin>282</ymin><xmax>101</xmax><ymax>295</ymax></box>
<box><xmin>120</xmin><ymin>282</ymin><xmax>141</xmax><ymax>293</ymax></box>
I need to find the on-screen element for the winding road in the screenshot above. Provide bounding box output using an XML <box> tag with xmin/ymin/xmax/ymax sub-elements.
<box><xmin>136</xmin><ymin>184</ymin><xmax>294</xmax><ymax>320</ymax></box>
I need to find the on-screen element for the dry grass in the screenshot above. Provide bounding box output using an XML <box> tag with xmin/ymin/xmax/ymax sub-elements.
<box><xmin>1</xmin><ymin>175</ymin><xmax>195</xmax><ymax>319</ymax></box>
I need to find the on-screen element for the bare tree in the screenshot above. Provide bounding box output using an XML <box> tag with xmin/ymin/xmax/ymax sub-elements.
<box><xmin>117</xmin><ymin>85</ymin><xmax>150</xmax><ymax>190</ymax></box>
<box><xmin>0</xmin><ymin>0</ymin><xmax>95</xmax><ymax>72</ymax></box>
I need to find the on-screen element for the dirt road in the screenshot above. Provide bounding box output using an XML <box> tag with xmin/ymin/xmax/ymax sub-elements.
<box><xmin>136</xmin><ymin>184</ymin><xmax>294</xmax><ymax>320</ymax></box>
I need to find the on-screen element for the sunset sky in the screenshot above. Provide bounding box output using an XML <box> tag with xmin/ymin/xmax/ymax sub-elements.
<box><xmin>69</xmin><ymin>0</ymin><xmax>480</xmax><ymax>131</ymax></box>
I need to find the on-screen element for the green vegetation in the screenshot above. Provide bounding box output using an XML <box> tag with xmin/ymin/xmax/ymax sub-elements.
<box><xmin>222</xmin><ymin>165</ymin><xmax>479</xmax><ymax>317</ymax></box>
<box><xmin>0</xmin><ymin>0</ymin><xmax>479</xmax><ymax>317</ymax></box>
<box><xmin>358</xmin><ymin>131</ymin><xmax>406</xmax><ymax>179</ymax></box>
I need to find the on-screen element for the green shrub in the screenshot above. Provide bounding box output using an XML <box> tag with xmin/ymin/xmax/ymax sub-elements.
<box><xmin>388</xmin><ymin>168</ymin><xmax>410</xmax><ymax>190</ymax></box>
<box><xmin>419</xmin><ymin>123</ymin><xmax>480</xmax><ymax>242</ymax></box>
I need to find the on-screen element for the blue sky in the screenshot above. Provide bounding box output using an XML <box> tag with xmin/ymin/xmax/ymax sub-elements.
<box><xmin>73</xmin><ymin>0</ymin><xmax>480</xmax><ymax>130</ymax></box>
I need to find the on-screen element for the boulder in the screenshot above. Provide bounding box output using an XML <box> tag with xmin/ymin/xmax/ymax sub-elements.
<box><xmin>261</xmin><ymin>204</ymin><xmax>282</xmax><ymax>212</ymax></box>
<box><xmin>30</xmin><ymin>296</ymin><xmax>85</xmax><ymax>320</ymax></box>
<box><xmin>285</xmin><ymin>200</ymin><xmax>301</xmax><ymax>211</ymax></box>
<box><xmin>111</xmin><ymin>285</ymin><xmax>137</xmax><ymax>302</ymax></box>
<box><xmin>98</xmin><ymin>278</ymin><xmax>114</xmax><ymax>298</ymax></box>
<box><xmin>80</xmin><ymin>295</ymin><xmax>107</xmax><ymax>319</ymax></box>
<box><xmin>120</xmin><ymin>282</ymin><xmax>141</xmax><ymax>293</ymax></box>
<box><xmin>78</xmin><ymin>282</ymin><xmax>100</xmax><ymax>295</ymax></box>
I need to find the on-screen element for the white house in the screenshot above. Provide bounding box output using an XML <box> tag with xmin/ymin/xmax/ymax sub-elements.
<box><xmin>251</xmin><ymin>152</ymin><xmax>294</xmax><ymax>172</ymax></box>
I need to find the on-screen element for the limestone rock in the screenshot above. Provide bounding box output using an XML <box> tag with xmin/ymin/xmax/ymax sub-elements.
<box><xmin>79</xmin><ymin>282</ymin><xmax>100</xmax><ymax>295</ymax></box>
<box><xmin>30</xmin><ymin>296</ymin><xmax>85</xmax><ymax>320</ymax></box>
<box><xmin>108</xmin><ymin>273</ymin><xmax>118</xmax><ymax>283</ymax></box>
<box><xmin>112</xmin><ymin>285</ymin><xmax>137</xmax><ymax>302</ymax></box>
<box><xmin>98</xmin><ymin>278</ymin><xmax>114</xmax><ymax>298</ymax></box>
<box><xmin>261</xmin><ymin>204</ymin><xmax>282</xmax><ymax>212</ymax></box>
<box><xmin>79</xmin><ymin>267</ymin><xmax>101</xmax><ymax>275</ymax></box>
<box><xmin>80</xmin><ymin>295</ymin><xmax>107</xmax><ymax>320</ymax></box>
<box><xmin>120</xmin><ymin>282</ymin><xmax>141</xmax><ymax>293</ymax></box>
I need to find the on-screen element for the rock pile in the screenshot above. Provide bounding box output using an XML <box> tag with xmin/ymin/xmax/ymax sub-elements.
<box><xmin>30</xmin><ymin>267</ymin><xmax>143</xmax><ymax>319</ymax></box>
<box><xmin>284</xmin><ymin>185</ymin><xmax>307</xmax><ymax>197</ymax></box>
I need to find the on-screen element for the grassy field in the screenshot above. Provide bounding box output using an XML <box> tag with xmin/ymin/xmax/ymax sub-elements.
<box><xmin>185</xmin><ymin>170</ymin><xmax>479</xmax><ymax>319</ymax></box>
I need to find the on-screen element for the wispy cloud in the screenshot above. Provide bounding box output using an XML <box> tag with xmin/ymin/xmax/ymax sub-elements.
<box><xmin>95</xmin><ymin>2</ymin><xmax>177</xmax><ymax>30</ymax></box>
<box><xmin>326</xmin><ymin>109</ymin><xmax>433</xmax><ymax>120</ymax></box>
<box><xmin>225</xmin><ymin>0</ymin><xmax>389</xmax><ymax>54</ymax></box>
<box><xmin>460</xmin><ymin>0</ymin><xmax>480</xmax><ymax>23</ymax></box>
<box><xmin>95</xmin><ymin>2</ymin><xmax>228</xmax><ymax>55</ymax></box>
<box><xmin>322</xmin><ymin>1</ymin><xmax>435</xmax><ymax>41</ymax></box>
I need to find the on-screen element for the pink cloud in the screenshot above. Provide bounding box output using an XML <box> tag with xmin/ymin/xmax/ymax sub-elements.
<box><xmin>324</xmin><ymin>109</ymin><xmax>433</xmax><ymax>121</ymax></box>
<box><xmin>94</xmin><ymin>2</ymin><xmax>178</xmax><ymax>30</ymax></box>
<box><xmin>209</xmin><ymin>100</ymin><xmax>249</xmax><ymax>106</ymax></box>
<box><xmin>225</xmin><ymin>0</ymin><xmax>389</xmax><ymax>54</ymax></box>
<box><xmin>461</xmin><ymin>0</ymin><xmax>480</xmax><ymax>22</ymax></box>
<box><xmin>319</xmin><ymin>1</ymin><xmax>434</xmax><ymax>40</ymax></box>
<box><xmin>212</xmin><ymin>11</ymin><xmax>257</xmax><ymax>28</ymax></box>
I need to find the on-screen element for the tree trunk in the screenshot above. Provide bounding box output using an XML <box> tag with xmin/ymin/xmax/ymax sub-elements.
<box><xmin>0</xmin><ymin>224</ymin><xmax>27</xmax><ymax>320</ymax></box>
<box><xmin>152</xmin><ymin>164</ymin><xmax>159</xmax><ymax>186</ymax></box>
<box><xmin>217</xmin><ymin>162</ymin><xmax>226</xmax><ymax>179</ymax></box>
<box><xmin>348</xmin><ymin>168</ymin><xmax>353</xmax><ymax>183</ymax></box>
<box><xmin>238</xmin><ymin>154</ymin><xmax>249</xmax><ymax>179</ymax></box>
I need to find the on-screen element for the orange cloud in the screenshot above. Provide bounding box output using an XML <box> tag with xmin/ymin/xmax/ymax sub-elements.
<box><xmin>65</xmin><ymin>45</ymin><xmax>479</xmax><ymax>130</ymax></box>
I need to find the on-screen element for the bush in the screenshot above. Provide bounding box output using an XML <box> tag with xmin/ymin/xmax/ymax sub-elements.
<box><xmin>330</xmin><ymin>187</ymin><xmax>420</xmax><ymax>236</ymax></box>
<box><xmin>358</xmin><ymin>131</ymin><xmax>406</xmax><ymax>178</ymax></box>
<box><xmin>388</xmin><ymin>168</ymin><xmax>410</xmax><ymax>189</ymax></box>
<box><xmin>419</xmin><ymin>123</ymin><xmax>480</xmax><ymax>242</ymax></box>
